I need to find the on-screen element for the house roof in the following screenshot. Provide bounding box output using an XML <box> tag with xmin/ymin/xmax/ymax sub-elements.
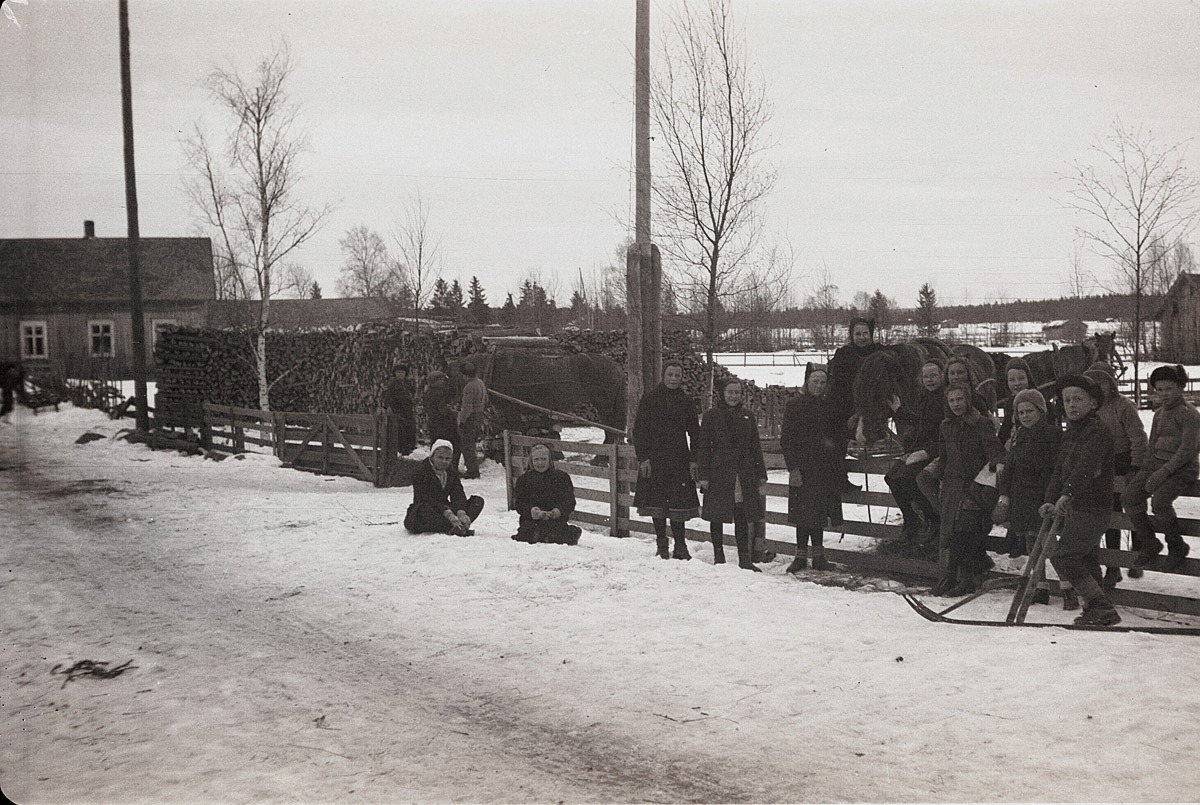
<box><xmin>207</xmin><ymin>297</ymin><xmax>413</xmax><ymax>330</ymax></box>
<box><xmin>1155</xmin><ymin>272</ymin><xmax>1200</xmax><ymax>320</ymax></box>
<box><xmin>0</xmin><ymin>237</ymin><xmax>215</xmax><ymax>305</ymax></box>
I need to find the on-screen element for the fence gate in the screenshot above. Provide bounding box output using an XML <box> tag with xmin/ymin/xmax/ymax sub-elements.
<box><xmin>280</xmin><ymin>413</ymin><xmax>380</xmax><ymax>484</ymax></box>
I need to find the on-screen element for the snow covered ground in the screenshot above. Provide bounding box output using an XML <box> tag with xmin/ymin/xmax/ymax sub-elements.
<box><xmin>4</xmin><ymin>405</ymin><xmax>1200</xmax><ymax>803</ymax></box>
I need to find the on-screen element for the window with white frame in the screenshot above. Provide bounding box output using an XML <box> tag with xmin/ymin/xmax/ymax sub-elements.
<box><xmin>151</xmin><ymin>319</ymin><xmax>178</xmax><ymax>352</ymax></box>
<box><xmin>89</xmin><ymin>320</ymin><xmax>114</xmax><ymax>358</ymax></box>
<box><xmin>20</xmin><ymin>321</ymin><xmax>47</xmax><ymax>359</ymax></box>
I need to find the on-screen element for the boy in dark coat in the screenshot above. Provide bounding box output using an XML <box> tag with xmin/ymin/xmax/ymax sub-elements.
<box><xmin>781</xmin><ymin>364</ymin><xmax>843</xmax><ymax>572</ymax></box>
<box><xmin>697</xmin><ymin>378</ymin><xmax>767</xmax><ymax>571</ymax></box>
<box><xmin>930</xmin><ymin>382</ymin><xmax>1005</xmax><ymax>597</ymax></box>
<box><xmin>512</xmin><ymin>443</ymin><xmax>582</xmax><ymax>545</ymax></box>
<box><xmin>404</xmin><ymin>440</ymin><xmax>485</xmax><ymax>536</ymax></box>
<box><xmin>884</xmin><ymin>358</ymin><xmax>945</xmax><ymax>542</ymax></box>
<box><xmin>1123</xmin><ymin>364</ymin><xmax>1200</xmax><ymax>573</ymax></box>
<box><xmin>1041</xmin><ymin>375</ymin><xmax>1119</xmax><ymax>626</ymax></box>
<box><xmin>632</xmin><ymin>360</ymin><xmax>702</xmax><ymax>560</ymax></box>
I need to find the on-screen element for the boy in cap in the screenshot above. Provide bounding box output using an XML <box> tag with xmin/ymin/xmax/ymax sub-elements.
<box><xmin>1040</xmin><ymin>374</ymin><xmax>1119</xmax><ymax>626</ymax></box>
<box><xmin>1123</xmin><ymin>364</ymin><xmax>1200</xmax><ymax>572</ymax></box>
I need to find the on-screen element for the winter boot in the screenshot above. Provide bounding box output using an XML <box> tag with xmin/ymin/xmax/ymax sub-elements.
<box><xmin>1075</xmin><ymin>597</ymin><xmax>1122</xmax><ymax>626</ymax></box>
<box><xmin>735</xmin><ymin>529</ymin><xmax>762</xmax><ymax>572</ymax></box>
<box><xmin>810</xmin><ymin>532</ymin><xmax>830</xmax><ymax>571</ymax></box>
<box><xmin>671</xmin><ymin>528</ymin><xmax>692</xmax><ymax>561</ymax></box>
<box><xmin>946</xmin><ymin>568</ymin><xmax>979</xmax><ymax>598</ymax></box>
<box><xmin>1031</xmin><ymin>587</ymin><xmax>1050</xmax><ymax>606</ymax></box>
<box><xmin>1164</xmin><ymin>537</ymin><xmax>1190</xmax><ymax>572</ymax></box>
<box><xmin>710</xmin><ymin>525</ymin><xmax>726</xmax><ymax>565</ymax></box>
<box><xmin>1061</xmin><ymin>587</ymin><xmax>1080</xmax><ymax>611</ymax></box>
<box><xmin>752</xmin><ymin>521</ymin><xmax>776</xmax><ymax>563</ymax></box>
<box><xmin>1102</xmin><ymin>567</ymin><xmax>1123</xmax><ymax>589</ymax></box>
<box><xmin>656</xmin><ymin>536</ymin><xmax>671</xmax><ymax>559</ymax></box>
<box><xmin>786</xmin><ymin>530</ymin><xmax>808</xmax><ymax>574</ymax></box>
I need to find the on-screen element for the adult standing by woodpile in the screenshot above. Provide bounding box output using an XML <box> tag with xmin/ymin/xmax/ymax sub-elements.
<box><xmin>632</xmin><ymin>360</ymin><xmax>701</xmax><ymax>560</ymax></box>
<box><xmin>1123</xmin><ymin>364</ymin><xmax>1200</xmax><ymax>574</ymax></box>
<box><xmin>511</xmin><ymin>443</ymin><xmax>583</xmax><ymax>546</ymax></box>
<box><xmin>827</xmin><ymin>318</ymin><xmax>880</xmax><ymax>491</ymax></box>
<box><xmin>382</xmin><ymin>363</ymin><xmax>417</xmax><ymax>457</ymax></box>
<box><xmin>423</xmin><ymin>371</ymin><xmax>460</xmax><ymax>457</ymax></box>
<box><xmin>1084</xmin><ymin>363</ymin><xmax>1147</xmax><ymax>588</ymax></box>
<box><xmin>780</xmin><ymin>363</ymin><xmax>842</xmax><ymax>573</ymax></box>
<box><xmin>1040</xmin><ymin>374</ymin><xmax>1119</xmax><ymax>626</ymax></box>
<box><xmin>457</xmin><ymin>361</ymin><xmax>488</xmax><ymax>479</ymax></box>
<box><xmin>697</xmin><ymin>377</ymin><xmax>768</xmax><ymax>571</ymax></box>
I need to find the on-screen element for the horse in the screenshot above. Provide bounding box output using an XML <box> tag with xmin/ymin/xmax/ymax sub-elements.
<box><xmin>852</xmin><ymin>338</ymin><xmax>997</xmax><ymax>446</ymax></box>
<box><xmin>993</xmin><ymin>333</ymin><xmax>1123</xmax><ymax>397</ymax></box>
<box><xmin>445</xmin><ymin>347</ymin><xmax>627</xmax><ymax>447</ymax></box>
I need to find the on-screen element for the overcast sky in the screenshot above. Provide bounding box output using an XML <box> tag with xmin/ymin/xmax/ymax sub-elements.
<box><xmin>4</xmin><ymin>0</ymin><xmax>1200</xmax><ymax>307</ymax></box>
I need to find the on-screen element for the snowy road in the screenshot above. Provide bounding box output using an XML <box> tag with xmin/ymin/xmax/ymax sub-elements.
<box><xmin>4</xmin><ymin>407</ymin><xmax>1200</xmax><ymax>803</ymax></box>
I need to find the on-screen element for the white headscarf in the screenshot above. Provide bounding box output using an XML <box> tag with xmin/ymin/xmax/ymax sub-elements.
<box><xmin>430</xmin><ymin>439</ymin><xmax>455</xmax><ymax>457</ymax></box>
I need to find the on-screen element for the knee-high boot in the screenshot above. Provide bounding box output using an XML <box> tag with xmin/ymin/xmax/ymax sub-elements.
<box><xmin>810</xmin><ymin>529</ymin><xmax>829</xmax><ymax>571</ymax></box>
<box><xmin>735</xmin><ymin>515</ymin><xmax>761</xmax><ymax>572</ymax></box>
<box><xmin>670</xmin><ymin>520</ymin><xmax>691</xmax><ymax>560</ymax></box>
<box><xmin>653</xmin><ymin>518</ymin><xmax>670</xmax><ymax>559</ymax></box>
<box><xmin>786</xmin><ymin>528</ymin><xmax>807</xmax><ymax>574</ymax></box>
<box><xmin>710</xmin><ymin>522</ymin><xmax>726</xmax><ymax>564</ymax></box>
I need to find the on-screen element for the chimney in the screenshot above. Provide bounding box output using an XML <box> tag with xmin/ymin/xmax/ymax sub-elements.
<box><xmin>84</xmin><ymin>220</ymin><xmax>95</xmax><ymax>239</ymax></box>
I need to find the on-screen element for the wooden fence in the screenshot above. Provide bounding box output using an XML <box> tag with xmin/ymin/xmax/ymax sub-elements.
<box><xmin>200</xmin><ymin>403</ymin><xmax>392</xmax><ymax>486</ymax></box>
<box><xmin>503</xmin><ymin>431</ymin><xmax>1200</xmax><ymax>617</ymax></box>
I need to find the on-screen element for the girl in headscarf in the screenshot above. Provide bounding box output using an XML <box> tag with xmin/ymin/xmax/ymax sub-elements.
<box><xmin>781</xmin><ymin>363</ymin><xmax>843</xmax><ymax>572</ymax></box>
<box><xmin>512</xmin><ymin>442</ymin><xmax>582</xmax><ymax>545</ymax></box>
<box><xmin>696</xmin><ymin>378</ymin><xmax>768</xmax><ymax>571</ymax></box>
<box><xmin>404</xmin><ymin>440</ymin><xmax>485</xmax><ymax>536</ymax></box>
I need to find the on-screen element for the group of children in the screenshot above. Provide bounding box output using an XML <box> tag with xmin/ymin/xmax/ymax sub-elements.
<box><xmin>890</xmin><ymin>354</ymin><xmax>1200</xmax><ymax>627</ymax></box>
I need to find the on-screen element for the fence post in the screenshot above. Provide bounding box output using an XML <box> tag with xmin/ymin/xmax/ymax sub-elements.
<box><xmin>374</xmin><ymin>413</ymin><xmax>388</xmax><ymax>488</ymax></box>
<box><xmin>321</xmin><ymin>416</ymin><xmax>331</xmax><ymax>474</ymax></box>
<box><xmin>503</xmin><ymin>430</ymin><xmax>515</xmax><ymax>511</ymax></box>
<box><xmin>200</xmin><ymin>404</ymin><xmax>212</xmax><ymax>451</ymax></box>
<box><xmin>231</xmin><ymin>404</ymin><xmax>244</xmax><ymax>452</ymax></box>
<box><xmin>273</xmin><ymin>411</ymin><xmax>284</xmax><ymax>458</ymax></box>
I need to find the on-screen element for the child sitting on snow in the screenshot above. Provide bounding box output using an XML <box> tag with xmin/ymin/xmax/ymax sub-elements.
<box><xmin>404</xmin><ymin>440</ymin><xmax>485</xmax><ymax>536</ymax></box>
<box><xmin>512</xmin><ymin>443</ymin><xmax>582</xmax><ymax>545</ymax></box>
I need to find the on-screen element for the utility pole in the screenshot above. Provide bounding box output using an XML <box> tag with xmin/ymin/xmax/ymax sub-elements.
<box><xmin>119</xmin><ymin>0</ymin><xmax>149</xmax><ymax>432</ymax></box>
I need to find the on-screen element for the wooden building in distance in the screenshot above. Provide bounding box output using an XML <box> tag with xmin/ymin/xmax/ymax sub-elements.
<box><xmin>1156</xmin><ymin>272</ymin><xmax>1200</xmax><ymax>364</ymax></box>
<box><xmin>0</xmin><ymin>221</ymin><xmax>214</xmax><ymax>380</ymax></box>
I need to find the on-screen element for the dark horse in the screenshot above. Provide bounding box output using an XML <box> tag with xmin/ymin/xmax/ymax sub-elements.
<box><xmin>989</xmin><ymin>333</ymin><xmax>1122</xmax><ymax>391</ymax></box>
<box><xmin>445</xmin><ymin>347</ymin><xmax>627</xmax><ymax>445</ymax></box>
<box><xmin>852</xmin><ymin>339</ymin><xmax>997</xmax><ymax>445</ymax></box>
<box><xmin>1</xmin><ymin>360</ymin><xmax>29</xmax><ymax>418</ymax></box>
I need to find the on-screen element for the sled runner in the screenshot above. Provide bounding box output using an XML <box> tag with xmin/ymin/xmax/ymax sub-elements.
<box><xmin>901</xmin><ymin>512</ymin><xmax>1200</xmax><ymax>635</ymax></box>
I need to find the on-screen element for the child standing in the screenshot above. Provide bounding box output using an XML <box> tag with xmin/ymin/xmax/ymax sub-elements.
<box><xmin>1041</xmin><ymin>375</ymin><xmax>1118</xmax><ymax>626</ymax></box>
<box><xmin>996</xmin><ymin>389</ymin><xmax>1062</xmax><ymax>604</ymax></box>
<box><xmin>931</xmin><ymin>382</ymin><xmax>1005</xmax><ymax>597</ymax></box>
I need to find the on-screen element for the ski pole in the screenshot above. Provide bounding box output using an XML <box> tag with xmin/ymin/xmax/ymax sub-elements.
<box><xmin>1006</xmin><ymin>512</ymin><xmax>1061</xmax><ymax>625</ymax></box>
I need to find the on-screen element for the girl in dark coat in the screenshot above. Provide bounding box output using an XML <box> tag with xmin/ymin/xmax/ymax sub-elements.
<box><xmin>404</xmin><ymin>440</ymin><xmax>485</xmax><ymax>535</ymax></box>
<box><xmin>632</xmin><ymin>360</ymin><xmax>702</xmax><ymax>560</ymax></box>
<box><xmin>930</xmin><ymin>382</ymin><xmax>1005</xmax><ymax>596</ymax></box>
<box><xmin>996</xmin><ymin>389</ymin><xmax>1062</xmax><ymax>603</ymax></box>
<box><xmin>512</xmin><ymin>443</ymin><xmax>582</xmax><ymax>545</ymax></box>
<box><xmin>697</xmin><ymin>378</ymin><xmax>767</xmax><ymax>571</ymax></box>
<box><xmin>827</xmin><ymin>318</ymin><xmax>880</xmax><ymax>491</ymax></box>
<box><xmin>781</xmin><ymin>364</ymin><xmax>843</xmax><ymax>573</ymax></box>
<box><xmin>884</xmin><ymin>358</ymin><xmax>945</xmax><ymax>541</ymax></box>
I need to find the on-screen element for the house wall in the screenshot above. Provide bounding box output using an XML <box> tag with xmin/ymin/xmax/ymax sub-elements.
<box><xmin>1160</xmin><ymin>279</ymin><xmax>1200</xmax><ymax>364</ymax></box>
<box><xmin>0</xmin><ymin>303</ymin><xmax>208</xmax><ymax>380</ymax></box>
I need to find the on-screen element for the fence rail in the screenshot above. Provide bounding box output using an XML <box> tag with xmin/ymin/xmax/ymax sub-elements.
<box><xmin>502</xmin><ymin>431</ymin><xmax>1200</xmax><ymax>617</ymax></box>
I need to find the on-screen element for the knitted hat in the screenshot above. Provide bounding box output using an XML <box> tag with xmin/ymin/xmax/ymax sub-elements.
<box><xmin>1150</xmin><ymin>364</ymin><xmax>1189</xmax><ymax>387</ymax></box>
<box><xmin>805</xmin><ymin>362</ymin><xmax>829</xmax><ymax>381</ymax></box>
<box><xmin>1083</xmin><ymin>368</ymin><xmax>1117</xmax><ymax>400</ymax></box>
<box><xmin>1012</xmin><ymin>388</ymin><xmax>1047</xmax><ymax>415</ymax></box>
<box><xmin>1057</xmin><ymin>374</ymin><xmax>1103</xmax><ymax>406</ymax></box>
<box><xmin>1004</xmin><ymin>357</ymin><xmax>1032</xmax><ymax>383</ymax></box>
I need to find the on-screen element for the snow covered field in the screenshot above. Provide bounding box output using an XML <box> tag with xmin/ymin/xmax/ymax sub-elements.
<box><xmin>4</xmin><ymin>405</ymin><xmax>1200</xmax><ymax>803</ymax></box>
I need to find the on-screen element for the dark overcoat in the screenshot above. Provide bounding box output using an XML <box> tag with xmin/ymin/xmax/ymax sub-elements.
<box><xmin>997</xmin><ymin>417</ymin><xmax>1061</xmax><ymax>532</ymax></box>
<box><xmin>422</xmin><ymin>382</ymin><xmax>460</xmax><ymax>449</ymax></box>
<box><xmin>935</xmin><ymin>407</ymin><xmax>1005</xmax><ymax>541</ymax></box>
<box><xmin>781</xmin><ymin>392</ymin><xmax>844</xmax><ymax>530</ymax></box>
<box><xmin>383</xmin><ymin>377</ymin><xmax>417</xmax><ymax>455</ymax></box>
<box><xmin>404</xmin><ymin>458</ymin><xmax>470</xmax><ymax>533</ymax></box>
<box><xmin>827</xmin><ymin>341</ymin><xmax>880</xmax><ymax>433</ymax></box>
<box><xmin>631</xmin><ymin>383</ymin><xmax>701</xmax><ymax>518</ymax></box>
<box><xmin>513</xmin><ymin>465</ymin><xmax>578</xmax><ymax>543</ymax></box>
<box><xmin>696</xmin><ymin>402</ymin><xmax>767</xmax><ymax>523</ymax></box>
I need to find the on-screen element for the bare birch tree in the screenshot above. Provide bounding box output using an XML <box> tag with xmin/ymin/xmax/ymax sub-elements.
<box><xmin>185</xmin><ymin>44</ymin><xmax>331</xmax><ymax>410</ymax></box>
<box><xmin>1063</xmin><ymin>122</ymin><xmax>1199</xmax><ymax>403</ymax></box>
<box><xmin>392</xmin><ymin>191</ymin><xmax>441</xmax><ymax>332</ymax></box>
<box><xmin>337</xmin><ymin>225</ymin><xmax>400</xmax><ymax>299</ymax></box>
<box><xmin>650</xmin><ymin>0</ymin><xmax>784</xmax><ymax>407</ymax></box>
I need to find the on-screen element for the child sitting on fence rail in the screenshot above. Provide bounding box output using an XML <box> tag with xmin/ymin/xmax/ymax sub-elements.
<box><xmin>512</xmin><ymin>443</ymin><xmax>582</xmax><ymax>545</ymax></box>
<box><xmin>404</xmin><ymin>440</ymin><xmax>485</xmax><ymax>537</ymax></box>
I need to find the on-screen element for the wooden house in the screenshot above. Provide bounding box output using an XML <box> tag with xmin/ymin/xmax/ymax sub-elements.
<box><xmin>1042</xmin><ymin>319</ymin><xmax>1087</xmax><ymax>342</ymax></box>
<box><xmin>1156</xmin><ymin>272</ymin><xmax>1200</xmax><ymax>364</ymax></box>
<box><xmin>0</xmin><ymin>221</ymin><xmax>214</xmax><ymax>380</ymax></box>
